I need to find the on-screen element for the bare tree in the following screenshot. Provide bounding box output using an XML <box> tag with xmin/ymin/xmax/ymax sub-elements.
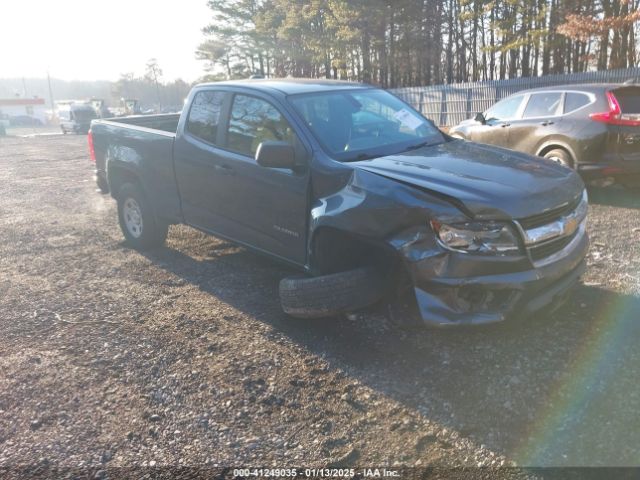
<box><xmin>145</xmin><ymin>58</ymin><xmax>163</xmax><ymax>111</ymax></box>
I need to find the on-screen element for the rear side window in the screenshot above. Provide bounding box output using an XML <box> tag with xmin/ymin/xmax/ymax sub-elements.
<box><xmin>564</xmin><ymin>93</ymin><xmax>592</xmax><ymax>114</ymax></box>
<box><xmin>227</xmin><ymin>94</ymin><xmax>296</xmax><ymax>157</ymax></box>
<box><xmin>186</xmin><ymin>90</ymin><xmax>225</xmax><ymax>144</ymax></box>
<box><xmin>523</xmin><ymin>92</ymin><xmax>563</xmax><ymax>118</ymax></box>
<box><xmin>614</xmin><ymin>87</ymin><xmax>640</xmax><ymax>113</ymax></box>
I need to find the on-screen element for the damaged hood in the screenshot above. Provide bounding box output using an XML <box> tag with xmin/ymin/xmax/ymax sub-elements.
<box><xmin>352</xmin><ymin>140</ymin><xmax>584</xmax><ymax>219</ymax></box>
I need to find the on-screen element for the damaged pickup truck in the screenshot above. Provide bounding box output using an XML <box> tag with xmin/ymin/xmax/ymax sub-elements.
<box><xmin>88</xmin><ymin>79</ymin><xmax>589</xmax><ymax>327</ymax></box>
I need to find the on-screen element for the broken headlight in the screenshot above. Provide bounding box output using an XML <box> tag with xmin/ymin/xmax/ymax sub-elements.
<box><xmin>431</xmin><ymin>220</ymin><xmax>521</xmax><ymax>254</ymax></box>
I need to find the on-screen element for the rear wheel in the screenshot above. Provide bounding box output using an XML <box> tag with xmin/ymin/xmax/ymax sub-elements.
<box><xmin>117</xmin><ymin>183</ymin><xmax>167</xmax><ymax>250</ymax></box>
<box><xmin>96</xmin><ymin>174</ymin><xmax>109</xmax><ymax>194</ymax></box>
<box><xmin>543</xmin><ymin>148</ymin><xmax>574</xmax><ymax>168</ymax></box>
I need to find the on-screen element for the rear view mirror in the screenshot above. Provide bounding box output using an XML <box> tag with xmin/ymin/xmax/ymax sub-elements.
<box><xmin>474</xmin><ymin>112</ymin><xmax>486</xmax><ymax>124</ymax></box>
<box><xmin>255</xmin><ymin>141</ymin><xmax>296</xmax><ymax>169</ymax></box>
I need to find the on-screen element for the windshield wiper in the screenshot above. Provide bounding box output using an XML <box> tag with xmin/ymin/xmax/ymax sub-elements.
<box><xmin>342</xmin><ymin>152</ymin><xmax>379</xmax><ymax>162</ymax></box>
<box><xmin>343</xmin><ymin>139</ymin><xmax>438</xmax><ymax>162</ymax></box>
<box><xmin>404</xmin><ymin>140</ymin><xmax>433</xmax><ymax>151</ymax></box>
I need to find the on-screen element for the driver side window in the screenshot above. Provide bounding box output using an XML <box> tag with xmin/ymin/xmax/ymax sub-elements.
<box><xmin>227</xmin><ymin>94</ymin><xmax>296</xmax><ymax>157</ymax></box>
<box><xmin>485</xmin><ymin>95</ymin><xmax>524</xmax><ymax>121</ymax></box>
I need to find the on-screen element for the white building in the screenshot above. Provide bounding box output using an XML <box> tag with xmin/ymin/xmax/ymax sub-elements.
<box><xmin>0</xmin><ymin>97</ymin><xmax>47</xmax><ymax>124</ymax></box>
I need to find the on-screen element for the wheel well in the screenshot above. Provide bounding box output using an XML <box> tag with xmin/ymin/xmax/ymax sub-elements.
<box><xmin>310</xmin><ymin>227</ymin><xmax>399</xmax><ymax>276</ymax></box>
<box><xmin>108</xmin><ymin>167</ymin><xmax>142</xmax><ymax>200</ymax></box>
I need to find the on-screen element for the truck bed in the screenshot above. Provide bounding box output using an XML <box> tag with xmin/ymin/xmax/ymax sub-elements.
<box><xmin>90</xmin><ymin>113</ymin><xmax>183</xmax><ymax>223</ymax></box>
<box><xmin>101</xmin><ymin>113</ymin><xmax>180</xmax><ymax>134</ymax></box>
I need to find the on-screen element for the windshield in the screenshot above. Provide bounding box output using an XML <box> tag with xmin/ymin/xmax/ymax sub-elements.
<box><xmin>289</xmin><ymin>88</ymin><xmax>443</xmax><ymax>161</ymax></box>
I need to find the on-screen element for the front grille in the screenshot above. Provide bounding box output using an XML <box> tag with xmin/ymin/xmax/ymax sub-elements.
<box><xmin>529</xmin><ymin>234</ymin><xmax>576</xmax><ymax>261</ymax></box>
<box><xmin>518</xmin><ymin>194</ymin><xmax>582</xmax><ymax>230</ymax></box>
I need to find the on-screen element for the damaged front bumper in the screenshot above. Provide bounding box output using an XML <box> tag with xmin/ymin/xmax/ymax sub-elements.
<box><xmin>391</xmin><ymin>223</ymin><xmax>589</xmax><ymax>327</ymax></box>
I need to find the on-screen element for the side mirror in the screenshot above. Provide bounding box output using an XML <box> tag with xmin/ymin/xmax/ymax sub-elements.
<box><xmin>255</xmin><ymin>141</ymin><xmax>296</xmax><ymax>169</ymax></box>
<box><xmin>474</xmin><ymin>112</ymin><xmax>486</xmax><ymax>124</ymax></box>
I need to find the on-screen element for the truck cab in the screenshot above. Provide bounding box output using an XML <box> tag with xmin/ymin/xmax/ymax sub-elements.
<box><xmin>89</xmin><ymin>80</ymin><xmax>588</xmax><ymax>327</ymax></box>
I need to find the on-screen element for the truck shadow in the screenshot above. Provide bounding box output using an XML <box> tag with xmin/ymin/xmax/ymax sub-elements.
<box><xmin>587</xmin><ymin>185</ymin><xmax>640</xmax><ymax>209</ymax></box>
<box><xmin>144</xmin><ymin>239</ymin><xmax>640</xmax><ymax>466</ymax></box>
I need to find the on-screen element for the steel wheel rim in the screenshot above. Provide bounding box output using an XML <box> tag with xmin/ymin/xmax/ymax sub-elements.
<box><xmin>123</xmin><ymin>198</ymin><xmax>143</xmax><ymax>238</ymax></box>
<box><xmin>547</xmin><ymin>155</ymin><xmax>568</xmax><ymax>167</ymax></box>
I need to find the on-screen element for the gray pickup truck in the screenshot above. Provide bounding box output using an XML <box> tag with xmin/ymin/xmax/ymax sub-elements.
<box><xmin>89</xmin><ymin>79</ymin><xmax>588</xmax><ymax>327</ymax></box>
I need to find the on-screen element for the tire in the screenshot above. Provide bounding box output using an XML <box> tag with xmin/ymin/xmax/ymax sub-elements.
<box><xmin>96</xmin><ymin>174</ymin><xmax>109</xmax><ymax>194</ymax></box>
<box><xmin>61</xmin><ymin>126</ymin><xmax>67</xmax><ymax>135</ymax></box>
<box><xmin>117</xmin><ymin>182</ymin><xmax>168</xmax><ymax>250</ymax></box>
<box><xmin>279</xmin><ymin>267</ymin><xmax>386</xmax><ymax>319</ymax></box>
<box><xmin>543</xmin><ymin>148</ymin><xmax>573</xmax><ymax>168</ymax></box>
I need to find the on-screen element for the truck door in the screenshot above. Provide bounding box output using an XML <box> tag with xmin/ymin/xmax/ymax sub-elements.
<box><xmin>173</xmin><ymin>89</ymin><xmax>234</xmax><ymax>231</ymax></box>
<box><xmin>212</xmin><ymin>92</ymin><xmax>310</xmax><ymax>266</ymax></box>
<box><xmin>174</xmin><ymin>89</ymin><xmax>309</xmax><ymax>266</ymax></box>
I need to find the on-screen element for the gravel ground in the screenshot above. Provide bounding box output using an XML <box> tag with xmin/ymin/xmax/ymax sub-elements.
<box><xmin>4</xmin><ymin>126</ymin><xmax>62</xmax><ymax>137</ymax></box>
<box><xmin>1</xmin><ymin>135</ymin><xmax>639</xmax><ymax>476</ymax></box>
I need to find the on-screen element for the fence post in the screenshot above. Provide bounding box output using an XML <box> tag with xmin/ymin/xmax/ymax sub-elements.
<box><xmin>465</xmin><ymin>87</ymin><xmax>473</xmax><ymax>121</ymax></box>
<box><xmin>440</xmin><ymin>89</ymin><xmax>447</xmax><ymax>127</ymax></box>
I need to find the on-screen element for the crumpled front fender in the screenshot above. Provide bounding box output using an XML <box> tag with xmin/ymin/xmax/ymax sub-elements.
<box><xmin>308</xmin><ymin>168</ymin><xmax>464</xmax><ymax>249</ymax></box>
<box><xmin>387</xmin><ymin>224</ymin><xmax>588</xmax><ymax>327</ymax></box>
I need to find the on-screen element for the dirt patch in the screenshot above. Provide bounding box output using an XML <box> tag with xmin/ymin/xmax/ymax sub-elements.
<box><xmin>1</xmin><ymin>135</ymin><xmax>639</xmax><ymax>474</ymax></box>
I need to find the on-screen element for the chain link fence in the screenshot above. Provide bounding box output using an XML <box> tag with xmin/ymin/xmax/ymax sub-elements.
<box><xmin>391</xmin><ymin>67</ymin><xmax>640</xmax><ymax>127</ymax></box>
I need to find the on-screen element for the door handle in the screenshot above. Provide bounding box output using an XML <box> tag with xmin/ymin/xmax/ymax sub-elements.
<box><xmin>500</xmin><ymin>123</ymin><xmax>511</xmax><ymax>128</ymax></box>
<box><xmin>541</xmin><ymin>121</ymin><xmax>555</xmax><ymax>126</ymax></box>
<box><xmin>213</xmin><ymin>164</ymin><xmax>235</xmax><ymax>175</ymax></box>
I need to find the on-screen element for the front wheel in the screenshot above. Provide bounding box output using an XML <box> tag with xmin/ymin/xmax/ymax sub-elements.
<box><xmin>117</xmin><ymin>183</ymin><xmax>167</xmax><ymax>250</ymax></box>
<box><xmin>279</xmin><ymin>267</ymin><xmax>386</xmax><ymax>319</ymax></box>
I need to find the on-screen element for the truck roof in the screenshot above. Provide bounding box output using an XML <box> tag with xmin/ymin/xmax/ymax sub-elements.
<box><xmin>196</xmin><ymin>78</ymin><xmax>370</xmax><ymax>95</ymax></box>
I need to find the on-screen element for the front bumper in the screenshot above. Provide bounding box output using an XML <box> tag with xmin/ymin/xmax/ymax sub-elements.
<box><xmin>393</xmin><ymin>225</ymin><xmax>589</xmax><ymax>327</ymax></box>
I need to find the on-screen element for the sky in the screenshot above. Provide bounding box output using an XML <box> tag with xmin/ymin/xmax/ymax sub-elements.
<box><xmin>0</xmin><ymin>0</ymin><xmax>213</xmax><ymax>82</ymax></box>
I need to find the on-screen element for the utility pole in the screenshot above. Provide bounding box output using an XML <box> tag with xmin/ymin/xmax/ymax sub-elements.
<box><xmin>154</xmin><ymin>76</ymin><xmax>162</xmax><ymax>112</ymax></box>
